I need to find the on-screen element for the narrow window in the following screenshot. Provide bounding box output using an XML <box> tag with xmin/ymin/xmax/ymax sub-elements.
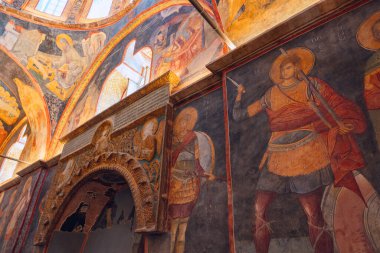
<box><xmin>35</xmin><ymin>0</ymin><xmax>68</xmax><ymax>16</ymax></box>
<box><xmin>96</xmin><ymin>40</ymin><xmax>152</xmax><ymax>113</ymax></box>
<box><xmin>87</xmin><ymin>0</ymin><xmax>113</xmax><ymax>19</ymax></box>
<box><xmin>0</xmin><ymin>125</ymin><xmax>28</xmax><ymax>183</ymax></box>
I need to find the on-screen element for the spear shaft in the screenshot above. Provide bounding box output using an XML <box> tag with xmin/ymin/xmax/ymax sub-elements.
<box><xmin>280</xmin><ymin>48</ymin><xmax>341</xmax><ymax>127</ymax></box>
<box><xmin>226</xmin><ymin>76</ymin><xmax>240</xmax><ymax>88</ymax></box>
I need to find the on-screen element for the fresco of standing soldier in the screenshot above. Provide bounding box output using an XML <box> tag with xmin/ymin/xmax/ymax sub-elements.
<box><xmin>168</xmin><ymin>98</ymin><xmax>229</xmax><ymax>253</ymax></box>
<box><xmin>169</xmin><ymin>107</ymin><xmax>216</xmax><ymax>253</ymax></box>
<box><xmin>358</xmin><ymin>11</ymin><xmax>380</xmax><ymax>151</ymax></box>
<box><xmin>0</xmin><ymin>175</ymin><xmax>36</xmax><ymax>252</ymax></box>
<box><xmin>227</xmin><ymin>5</ymin><xmax>380</xmax><ymax>252</ymax></box>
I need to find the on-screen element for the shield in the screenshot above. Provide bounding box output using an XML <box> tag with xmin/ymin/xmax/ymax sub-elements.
<box><xmin>195</xmin><ymin>131</ymin><xmax>215</xmax><ymax>179</ymax></box>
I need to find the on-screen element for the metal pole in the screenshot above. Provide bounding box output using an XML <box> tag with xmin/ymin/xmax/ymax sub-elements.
<box><xmin>188</xmin><ymin>0</ymin><xmax>236</xmax><ymax>50</ymax></box>
<box><xmin>0</xmin><ymin>154</ymin><xmax>30</xmax><ymax>164</ymax></box>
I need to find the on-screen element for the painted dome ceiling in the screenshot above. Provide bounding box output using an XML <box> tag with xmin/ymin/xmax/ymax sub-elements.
<box><xmin>0</xmin><ymin>0</ymin><xmax>321</xmax><ymax>181</ymax></box>
<box><xmin>0</xmin><ymin>0</ymin><xmax>141</xmax><ymax>29</ymax></box>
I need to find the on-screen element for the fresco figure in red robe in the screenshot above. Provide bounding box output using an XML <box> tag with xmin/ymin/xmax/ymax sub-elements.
<box><xmin>233</xmin><ymin>47</ymin><xmax>367</xmax><ymax>253</ymax></box>
<box><xmin>357</xmin><ymin>11</ymin><xmax>380</xmax><ymax>150</ymax></box>
<box><xmin>168</xmin><ymin>107</ymin><xmax>215</xmax><ymax>253</ymax></box>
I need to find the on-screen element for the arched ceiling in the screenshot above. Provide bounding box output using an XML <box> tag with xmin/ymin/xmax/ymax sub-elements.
<box><xmin>0</xmin><ymin>0</ymin><xmax>217</xmax><ymax>30</ymax></box>
<box><xmin>0</xmin><ymin>0</ymin><xmax>321</xmax><ymax>165</ymax></box>
<box><xmin>0</xmin><ymin>0</ymin><xmax>141</xmax><ymax>29</ymax></box>
<box><xmin>0</xmin><ymin>0</ymin><xmax>225</xmax><ymax>161</ymax></box>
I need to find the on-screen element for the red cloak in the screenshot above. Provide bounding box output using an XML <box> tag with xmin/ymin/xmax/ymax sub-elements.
<box><xmin>266</xmin><ymin>78</ymin><xmax>367</xmax><ymax>202</ymax></box>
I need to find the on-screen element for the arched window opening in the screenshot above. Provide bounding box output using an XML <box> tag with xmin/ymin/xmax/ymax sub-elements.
<box><xmin>35</xmin><ymin>0</ymin><xmax>68</xmax><ymax>16</ymax></box>
<box><xmin>87</xmin><ymin>0</ymin><xmax>113</xmax><ymax>19</ymax></box>
<box><xmin>96</xmin><ymin>40</ymin><xmax>152</xmax><ymax>114</ymax></box>
<box><xmin>0</xmin><ymin>125</ymin><xmax>28</xmax><ymax>183</ymax></box>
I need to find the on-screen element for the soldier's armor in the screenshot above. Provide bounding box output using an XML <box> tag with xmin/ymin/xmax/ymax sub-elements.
<box><xmin>261</xmin><ymin>80</ymin><xmax>330</xmax><ymax>176</ymax></box>
<box><xmin>169</xmin><ymin>138</ymin><xmax>200</xmax><ymax>205</ymax></box>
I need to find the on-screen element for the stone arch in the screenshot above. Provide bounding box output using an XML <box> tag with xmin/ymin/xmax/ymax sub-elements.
<box><xmin>34</xmin><ymin>152</ymin><xmax>155</xmax><ymax>246</ymax></box>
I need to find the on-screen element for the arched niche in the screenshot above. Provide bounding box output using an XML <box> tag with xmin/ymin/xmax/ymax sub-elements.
<box><xmin>0</xmin><ymin>124</ymin><xmax>28</xmax><ymax>183</ymax></box>
<box><xmin>34</xmin><ymin>152</ymin><xmax>156</xmax><ymax>246</ymax></box>
<box><xmin>46</xmin><ymin>170</ymin><xmax>144</xmax><ymax>253</ymax></box>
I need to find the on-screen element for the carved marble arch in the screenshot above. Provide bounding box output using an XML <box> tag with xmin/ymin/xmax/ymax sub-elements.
<box><xmin>34</xmin><ymin>152</ymin><xmax>156</xmax><ymax>246</ymax></box>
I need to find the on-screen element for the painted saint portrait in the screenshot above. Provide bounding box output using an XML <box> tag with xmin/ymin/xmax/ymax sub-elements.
<box><xmin>27</xmin><ymin>31</ymin><xmax>106</xmax><ymax>101</ymax></box>
<box><xmin>60</xmin><ymin>202</ymin><xmax>89</xmax><ymax>233</ymax></box>
<box><xmin>2</xmin><ymin>176</ymin><xmax>33</xmax><ymax>251</ymax></box>
<box><xmin>133</xmin><ymin>117</ymin><xmax>164</xmax><ymax>161</ymax></box>
<box><xmin>169</xmin><ymin>107</ymin><xmax>215</xmax><ymax>253</ymax></box>
<box><xmin>53</xmin><ymin>34</ymin><xmax>85</xmax><ymax>89</ymax></box>
<box><xmin>232</xmin><ymin>47</ymin><xmax>369</xmax><ymax>253</ymax></box>
<box><xmin>0</xmin><ymin>189</ymin><xmax>17</xmax><ymax>237</ymax></box>
<box><xmin>56</xmin><ymin>159</ymin><xmax>75</xmax><ymax>196</ymax></box>
<box><xmin>92</xmin><ymin>121</ymin><xmax>113</xmax><ymax>155</ymax></box>
<box><xmin>357</xmin><ymin>11</ymin><xmax>380</xmax><ymax>150</ymax></box>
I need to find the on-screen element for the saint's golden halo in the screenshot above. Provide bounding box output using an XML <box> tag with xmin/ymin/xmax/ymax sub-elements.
<box><xmin>269</xmin><ymin>47</ymin><xmax>315</xmax><ymax>84</ymax></box>
<box><xmin>173</xmin><ymin>107</ymin><xmax>198</xmax><ymax>136</ymax></box>
<box><xmin>56</xmin><ymin>34</ymin><xmax>74</xmax><ymax>50</ymax></box>
<box><xmin>92</xmin><ymin>120</ymin><xmax>113</xmax><ymax>144</ymax></box>
<box><xmin>357</xmin><ymin>11</ymin><xmax>380</xmax><ymax>51</ymax></box>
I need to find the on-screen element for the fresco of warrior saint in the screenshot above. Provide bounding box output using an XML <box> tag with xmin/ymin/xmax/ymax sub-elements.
<box><xmin>232</xmin><ymin>47</ymin><xmax>368</xmax><ymax>253</ymax></box>
<box><xmin>0</xmin><ymin>190</ymin><xmax>17</xmax><ymax>237</ymax></box>
<box><xmin>168</xmin><ymin>107</ymin><xmax>215</xmax><ymax>253</ymax></box>
<box><xmin>357</xmin><ymin>11</ymin><xmax>380</xmax><ymax>150</ymax></box>
<box><xmin>2</xmin><ymin>176</ymin><xmax>33</xmax><ymax>251</ymax></box>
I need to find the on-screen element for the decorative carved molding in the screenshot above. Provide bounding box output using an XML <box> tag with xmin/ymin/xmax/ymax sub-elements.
<box><xmin>35</xmin><ymin>118</ymin><xmax>166</xmax><ymax>245</ymax></box>
<box><xmin>34</xmin><ymin>151</ymin><xmax>156</xmax><ymax>246</ymax></box>
<box><xmin>60</xmin><ymin>71</ymin><xmax>177</xmax><ymax>143</ymax></box>
<box><xmin>149</xmin><ymin>71</ymin><xmax>180</xmax><ymax>91</ymax></box>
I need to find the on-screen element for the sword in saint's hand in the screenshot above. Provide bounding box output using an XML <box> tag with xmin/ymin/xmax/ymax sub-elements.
<box><xmin>226</xmin><ymin>76</ymin><xmax>240</xmax><ymax>88</ymax></box>
<box><xmin>279</xmin><ymin>48</ymin><xmax>341</xmax><ymax>129</ymax></box>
